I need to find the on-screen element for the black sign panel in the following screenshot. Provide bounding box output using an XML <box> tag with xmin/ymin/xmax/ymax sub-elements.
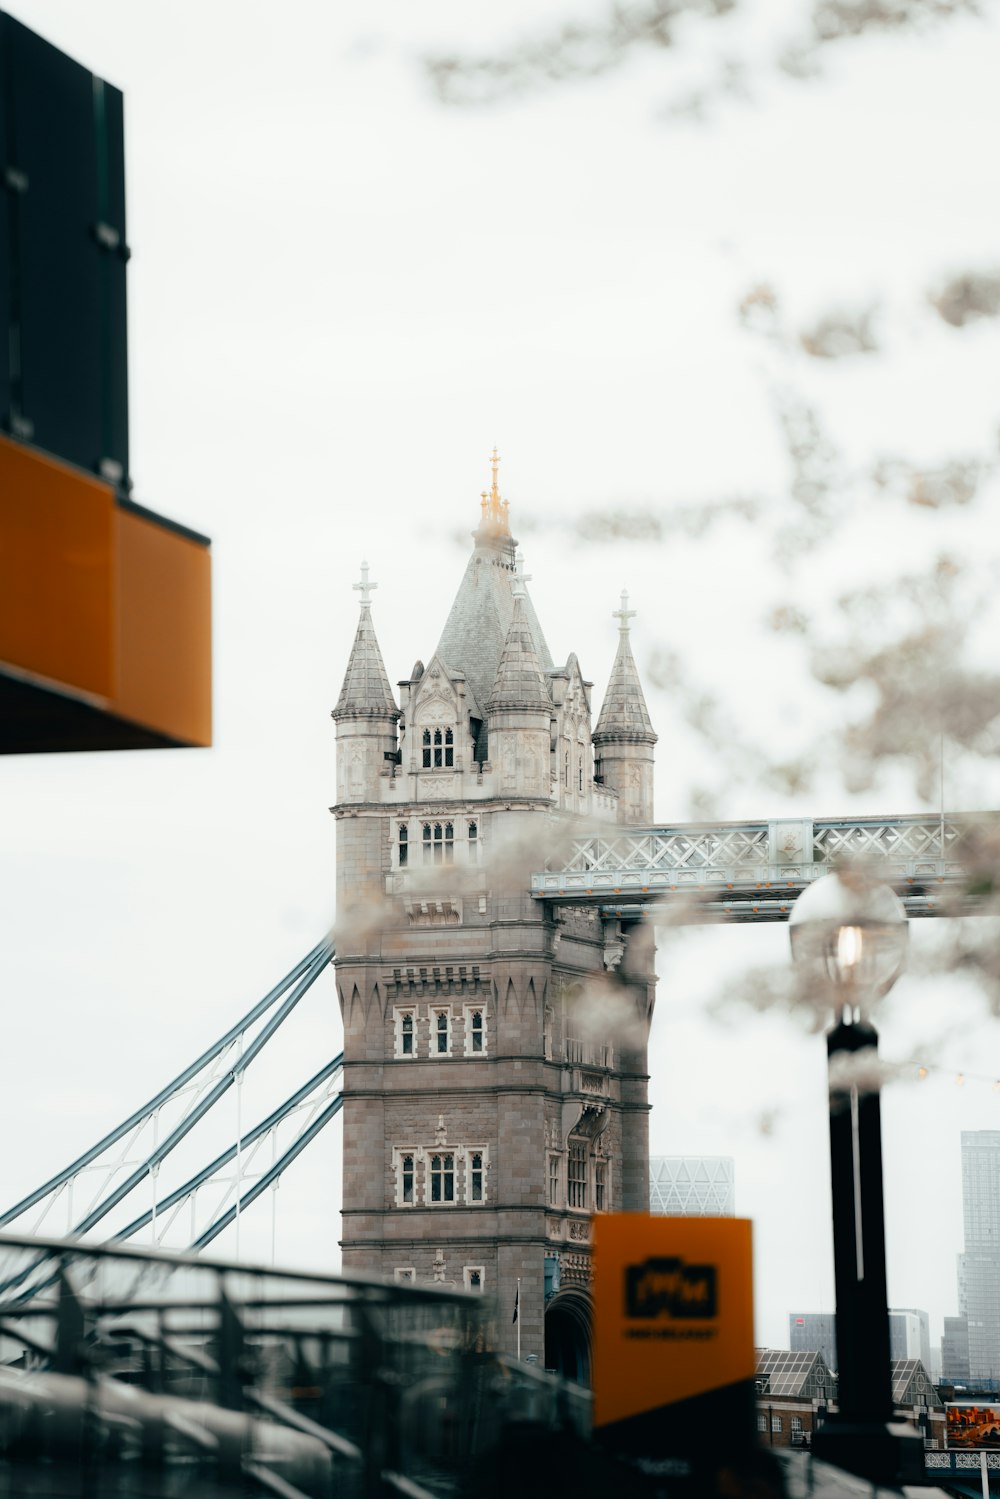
<box><xmin>0</xmin><ymin>12</ymin><xmax>128</xmax><ymax>486</ymax></box>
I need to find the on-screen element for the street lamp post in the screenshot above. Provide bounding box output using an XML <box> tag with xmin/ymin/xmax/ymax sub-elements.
<box><xmin>789</xmin><ymin>870</ymin><xmax>926</xmax><ymax>1488</ymax></box>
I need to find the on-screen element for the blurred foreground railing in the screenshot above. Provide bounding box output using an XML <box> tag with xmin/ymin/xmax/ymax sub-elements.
<box><xmin>0</xmin><ymin>1235</ymin><xmax>589</xmax><ymax>1499</ymax></box>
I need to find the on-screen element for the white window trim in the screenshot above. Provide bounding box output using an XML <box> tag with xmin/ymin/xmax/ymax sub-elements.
<box><xmin>394</xmin><ymin>1267</ymin><xmax>416</xmax><ymax>1284</ymax></box>
<box><xmin>393</xmin><ymin>1005</ymin><xmax>419</xmax><ymax>1061</ymax></box>
<box><xmin>427</xmin><ymin>1147</ymin><xmax>457</xmax><ymax>1206</ymax></box>
<box><xmin>464</xmin><ymin>1266</ymin><xmax>486</xmax><ymax>1293</ymax></box>
<box><xmin>392</xmin><ymin>1146</ymin><xmax>423</xmax><ymax>1207</ymax></box>
<box><xmin>431</xmin><ymin>1007</ymin><xmax>453</xmax><ymax>1058</ymax></box>
<box><xmin>463</xmin><ymin>1145</ymin><xmax>489</xmax><ymax>1205</ymax></box>
<box><xmin>463</xmin><ymin>1003</ymin><xmax>487</xmax><ymax>1057</ymax></box>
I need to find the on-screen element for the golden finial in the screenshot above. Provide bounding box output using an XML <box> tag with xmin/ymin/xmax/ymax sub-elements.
<box><xmin>479</xmin><ymin>447</ymin><xmax>510</xmax><ymax>535</ymax></box>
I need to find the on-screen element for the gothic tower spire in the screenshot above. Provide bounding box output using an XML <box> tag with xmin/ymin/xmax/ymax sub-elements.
<box><xmin>332</xmin><ymin>561</ymin><xmax>399</xmax><ymax>722</ymax></box>
<box><xmin>593</xmin><ymin>590</ymin><xmax>657</xmax><ymax>823</ymax></box>
<box><xmin>435</xmin><ymin>454</ymin><xmax>552</xmax><ymax>763</ymax></box>
<box><xmin>332</xmin><ymin>563</ymin><xmax>400</xmax><ymax>869</ymax></box>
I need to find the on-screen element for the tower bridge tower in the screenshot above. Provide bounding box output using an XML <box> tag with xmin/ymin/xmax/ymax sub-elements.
<box><xmin>331</xmin><ymin>456</ymin><xmax>658</xmax><ymax>1376</ymax></box>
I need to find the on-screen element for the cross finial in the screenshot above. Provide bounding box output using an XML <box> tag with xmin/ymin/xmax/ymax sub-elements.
<box><xmin>613</xmin><ymin>588</ymin><xmax>636</xmax><ymax>633</ymax></box>
<box><xmin>478</xmin><ymin>447</ymin><xmax>511</xmax><ymax>535</ymax></box>
<box><xmin>353</xmin><ymin>560</ymin><xmax>377</xmax><ymax>608</ymax></box>
<box><xmin>513</xmin><ymin>550</ymin><xmax>532</xmax><ymax>599</ymax></box>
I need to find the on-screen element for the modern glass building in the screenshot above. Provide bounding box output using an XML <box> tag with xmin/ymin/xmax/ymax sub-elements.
<box><xmin>789</xmin><ymin>1313</ymin><xmax>837</xmax><ymax>1374</ymax></box>
<box><xmin>649</xmin><ymin>1156</ymin><xmax>735</xmax><ymax>1216</ymax></box>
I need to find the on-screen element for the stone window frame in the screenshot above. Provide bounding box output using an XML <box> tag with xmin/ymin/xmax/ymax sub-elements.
<box><xmin>397</xmin><ymin>822</ymin><xmax>409</xmax><ymax>868</ymax></box>
<box><xmin>548</xmin><ymin>1151</ymin><xmax>562</xmax><ymax>1208</ymax></box>
<box><xmin>463</xmin><ymin>1145</ymin><xmax>489</xmax><ymax>1205</ymax></box>
<box><xmin>464</xmin><ymin>1266</ymin><xmax>485</xmax><ymax>1293</ymax></box>
<box><xmin>428</xmin><ymin>1150</ymin><xmax>456</xmax><ymax>1205</ymax></box>
<box><xmin>431</xmin><ymin>1006</ymin><xmax>453</xmax><ymax>1057</ymax></box>
<box><xmin>392</xmin><ymin>1146</ymin><xmax>423</xmax><ymax>1207</ymax></box>
<box><xmin>422</xmin><ymin>821</ymin><xmax>455</xmax><ymax>865</ymax></box>
<box><xmin>463</xmin><ymin>1003</ymin><xmax>486</xmax><ymax>1057</ymax></box>
<box><xmin>594</xmin><ymin>1155</ymin><xmax>608</xmax><ymax>1213</ymax></box>
<box><xmin>421</xmin><ymin>726</ymin><xmax>455</xmax><ymax>770</ymax></box>
<box><xmin>394</xmin><ymin>1267</ymin><xmax>416</xmax><ymax>1284</ymax></box>
<box><xmin>467</xmin><ymin>820</ymin><xmax>479</xmax><ymax>863</ymax></box>
<box><xmin>393</xmin><ymin>1005</ymin><xmax>419</xmax><ymax>1060</ymax></box>
<box><xmin>567</xmin><ymin>1139</ymin><xmax>588</xmax><ymax>1211</ymax></box>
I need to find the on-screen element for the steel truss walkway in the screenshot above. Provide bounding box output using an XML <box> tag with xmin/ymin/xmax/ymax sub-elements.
<box><xmin>530</xmin><ymin>813</ymin><xmax>991</xmax><ymax>921</ymax></box>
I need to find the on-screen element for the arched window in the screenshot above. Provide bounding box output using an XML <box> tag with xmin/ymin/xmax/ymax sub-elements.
<box><xmin>468</xmin><ymin>821</ymin><xmax>478</xmax><ymax>862</ymax></box>
<box><xmin>398</xmin><ymin>825</ymin><xmax>408</xmax><ymax>867</ymax></box>
<box><xmin>402</xmin><ymin>1154</ymin><xmax>414</xmax><ymax>1205</ymax></box>
<box><xmin>401</xmin><ymin>1013</ymin><xmax>414</xmax><ymax>1055</ymax></box>
<box><xmin>469</xmin><ymin>1009</ymin><xmax>483</xmax><ymax>1053</ymax></box>
<box><xmin>469</xmin><ymin>1151</ymin><xmax>484</xmax><ymax>1202</ymax></box>
<box><xmin>424</xmin><ymin>824</ymin><xmax>454</xmax><ymax>864</ymax></box>
<box><xmin>421</xmin><ymin>726</ymin><xmax>455</xmax><ymax>770</ymax></box>
<box><xmin>568</xmin><ymin>1141</ymin><xmax>587</xmax><ymax>1209</ymax></box>
<box><xmin>436</xmin><ymin>1011</ymin><xmax>449</xmax><ymax>1053</ymax></box>
<box><xmin>430</xmin><ymin>1153</ymin><xmax>454</xmax><ymax>1203</ymax></box>
<box><xmin>595</xmin><ymin>1158</ymin><xmax>606</xmax><ymax>1212</ymax></box>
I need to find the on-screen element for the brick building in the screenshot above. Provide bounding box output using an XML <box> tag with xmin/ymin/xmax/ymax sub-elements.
<box><xmin>331</xmin><ymin>458</ymin><xmax>657</xmax><ymax>1376</ymax></box>
<box><xmin>754</xmin><ymin>1350</ymin><xmax>945</xmax><ymax>1451</ymax></box>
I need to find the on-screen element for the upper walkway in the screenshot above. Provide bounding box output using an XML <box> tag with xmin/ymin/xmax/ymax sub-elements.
<box><xmin>530</xmin><ymin>813</ymin><xmax>986</xmax><ymax>921</ymax></box>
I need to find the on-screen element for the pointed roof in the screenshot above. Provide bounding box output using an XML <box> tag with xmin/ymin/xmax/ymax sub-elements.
<box><xmin>593</xmin><ymin>590</ymin><xmax>656</xmax><ymax>744</ymax></box>
<box><xmin>434</xmin><ymin>455</ymin><xmax>553</xmax><ymax>725</ymax></box>
<box><xmin>488</xmin><ymin>594</ymin><xmax>552</xmax><ymax>713</ymax></box>
<box><xmin>332</xmin><ymin>562</ymin><xmax>400</xmax><ymax>721</ymax></box>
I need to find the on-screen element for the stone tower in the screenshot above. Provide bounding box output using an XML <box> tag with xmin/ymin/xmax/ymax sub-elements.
<box><xmin>331</xmin><ymin>456</ymin><xmax>658</xmax><ymax>1378</ymax></box>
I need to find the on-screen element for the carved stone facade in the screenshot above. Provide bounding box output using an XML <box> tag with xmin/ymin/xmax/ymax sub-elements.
<box><xmin>331</xmin><ymin>462</ymin><xmax>658</xmax><ymax>1369</ymax></box>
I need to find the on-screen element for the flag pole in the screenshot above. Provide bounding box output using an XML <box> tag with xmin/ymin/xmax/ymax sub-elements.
<box><xmin>516</xmin><ymin>1277</ymin><xmax>521</xmax><ymax>1360</ymax></box>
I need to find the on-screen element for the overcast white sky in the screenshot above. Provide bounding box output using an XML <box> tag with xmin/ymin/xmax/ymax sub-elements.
<box><xmin>2</xmin><ymin>0</ymin><xmax>999</xmax><ymax>1355</ymax></box>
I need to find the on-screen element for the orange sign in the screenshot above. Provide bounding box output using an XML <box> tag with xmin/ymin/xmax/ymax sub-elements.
<box><xmin>593</xmin><ymin>1215</ymin><xmax>755</xmax><ymax>1439</ymax></box>
<box><xmin>0</xmin><ymin>435</ymin><xmax>211</xmax><ymax>750</ymax></box>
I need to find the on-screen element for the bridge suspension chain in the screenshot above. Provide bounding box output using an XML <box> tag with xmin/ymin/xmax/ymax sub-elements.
<box><xmin>0</xmin><ymin>937</ymin><xmax>339</xmax><ymax>1260</ymax></box>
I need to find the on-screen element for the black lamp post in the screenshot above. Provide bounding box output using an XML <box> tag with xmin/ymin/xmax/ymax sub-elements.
<box><xmin>789</xmin><ymin>871</ymin><xmax>926</xmax><ymax>1488</ymax></box>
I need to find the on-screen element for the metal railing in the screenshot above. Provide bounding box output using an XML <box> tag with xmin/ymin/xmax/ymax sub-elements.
<box><xmin>0</xmin><ymin>1234</ymin><xmax>588</xmax><ymax>1499</ymax></box>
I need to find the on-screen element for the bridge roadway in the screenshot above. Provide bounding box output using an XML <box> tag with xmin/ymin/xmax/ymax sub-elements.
<box><xmin>530</xmin><ymin>813</ymin><xmax>983</xmax><ymax>922</ymax></box>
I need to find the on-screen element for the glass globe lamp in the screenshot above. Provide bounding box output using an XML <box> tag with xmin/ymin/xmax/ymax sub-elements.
<box><xmin>789</xmin><ymin>870</ymin><xmax>908</xmax><ymax>1009</ymax></box>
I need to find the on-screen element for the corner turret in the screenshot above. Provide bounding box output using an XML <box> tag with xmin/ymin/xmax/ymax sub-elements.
<box><xmin>593</xmin><ymin>590</ymin><xmax>656</xmax><ymax>824</ymax></box>
<box><xmin>332</xmin><ymin>561</ymin><xmax>400</xmax><ymax>813</ymax></box>
<box><xmin>486</xmin><ymin>570</ymin><xmax>552</xmax><ymax>797</ymax></box>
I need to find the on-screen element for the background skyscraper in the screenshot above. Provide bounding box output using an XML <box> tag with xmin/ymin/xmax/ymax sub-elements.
<box><xmin>958</xmin><ymin>1131</ymin><xmax>1000</xmax><ymax>1381</ymax></box>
